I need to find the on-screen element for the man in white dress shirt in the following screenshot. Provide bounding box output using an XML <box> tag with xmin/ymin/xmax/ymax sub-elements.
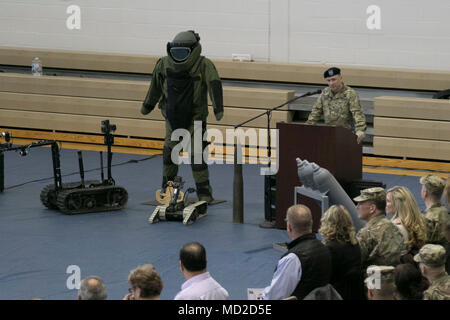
<box><xmin>174</xmin><ymin>241</ymin><xmax>229</xmax><ymax>300</ymax></box>
<box><xmin>261</xmin><ymin>205</ymin><xmax>332</xmax><ymax>300</ymax></box>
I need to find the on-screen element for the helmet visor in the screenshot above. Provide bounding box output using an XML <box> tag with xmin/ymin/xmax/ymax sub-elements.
<box><xmin>170</xmin><ymin>47</ymin><xmax>191</xmax><ymax>62</ymax></box>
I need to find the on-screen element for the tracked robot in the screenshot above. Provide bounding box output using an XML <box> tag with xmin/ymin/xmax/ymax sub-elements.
<box><xmin>1</xmin><ymin>120</ymin><xmax>128</xmax><ymax>214</ymax></box>
<box><xmin>149</xmin><ymin>176</ymin><xmax>208</xmax><ymax>225</ymax></box>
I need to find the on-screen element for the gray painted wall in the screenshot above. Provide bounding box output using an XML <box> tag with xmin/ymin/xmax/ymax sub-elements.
<box><xmin>1</xmin><ymin>0</ymin><xmax>449</xmax><ymax>70</ymax></box>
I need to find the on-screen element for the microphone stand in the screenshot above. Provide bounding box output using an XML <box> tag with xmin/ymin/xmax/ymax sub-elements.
<box><xmin>232</xmin><ymin>89</ymin><xmax>322</xmax><ymax>224</ymax></box>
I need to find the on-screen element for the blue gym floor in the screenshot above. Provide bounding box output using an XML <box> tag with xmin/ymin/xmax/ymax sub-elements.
<box><xmin>0</xmin><ymin>147</ymin><xmax>426</xmax><ymax>300</ymax></box>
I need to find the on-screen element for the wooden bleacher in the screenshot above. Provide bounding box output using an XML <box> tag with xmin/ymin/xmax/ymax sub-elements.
<box><xmin>0</xmin><ymin>70</ymin><xmax>293</xmax><ymax>156</ymax></box>
<box><xmin>373</xmin><ymin>96</ymin><xmax>450</xmax><ymax>161</ymax></box>
<box><xmin>1</xmin><ymin>46</ymin><xmax>450</xmax><ymax>163</ymax></box>
<box><xmin>2</xmin><ymin>46</ymin><xmax>450</xmax><ymax>90</ymax></box>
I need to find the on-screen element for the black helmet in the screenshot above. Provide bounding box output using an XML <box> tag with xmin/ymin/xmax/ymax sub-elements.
<box><xmin>167</xmin><ymin>30</ymin><xmax>200</xmax><ymax>62</ymax></box>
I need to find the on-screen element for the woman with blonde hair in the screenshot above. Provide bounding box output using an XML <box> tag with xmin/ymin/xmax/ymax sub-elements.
<box><xmin>319</xmin><ymin>205</ymin><xmax>364</xmax><ymax>299</ymax></box>
<box><xmin>386</xmin><ymin>186</ymin><xmax>427</xmax><ymax>258</ymax></box>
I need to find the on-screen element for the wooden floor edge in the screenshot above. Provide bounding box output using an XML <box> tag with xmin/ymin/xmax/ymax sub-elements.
<box><xmin>363</xmin><ymin>156</ymin><xmax>450</xmax><ymax>172</ymax></box>
<box><xmin>363</xmin><ymin>167</ymin><xmax>449</xmax><ymax>178</ymax></box>
<box><xmin>2</xmin><ymin>135</ymin><xmax>449</xmax><ymax>173</ymax></box>
<box><xmin>4</xmin><ymin>138</ymin><xmax>163</xmax><ymax>156</ymax></box>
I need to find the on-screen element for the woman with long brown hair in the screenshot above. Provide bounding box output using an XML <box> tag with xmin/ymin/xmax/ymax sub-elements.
<box><xmin>319</xmin><ymin>205</ymin><xmax>364</xmax><ymax>300</ymax></box>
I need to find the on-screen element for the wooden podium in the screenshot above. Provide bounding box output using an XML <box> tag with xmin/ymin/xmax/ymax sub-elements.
<box><xmin>275</xmin><ymin>123</ymin><xmax>362</xmax><ymax>231</ymax></box>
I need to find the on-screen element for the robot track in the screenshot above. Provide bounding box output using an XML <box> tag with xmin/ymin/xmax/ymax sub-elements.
<box><xmin>41</xmin><ymin>182</ymin><xmax>128</xmax><ymax>214</ymax></box>
<box><xmin>56</xmin><ymin>185</ymin><xmax>128</xmax><ymax>215</ymax></box>
<box><xmin>40</xmin><ymin>180</ymin><xmax>101</xmax><ymax>210</ymax></box>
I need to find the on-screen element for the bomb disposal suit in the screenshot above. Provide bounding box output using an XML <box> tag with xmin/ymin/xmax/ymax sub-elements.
<box><xmin>141</xmin><ymin>31</ymin><xmax>224</xmax><ymax>203</ymax></box>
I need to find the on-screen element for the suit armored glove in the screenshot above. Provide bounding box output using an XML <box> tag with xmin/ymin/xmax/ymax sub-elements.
<box><xmin>214</xmin><ymin>111</ymin><xmax>223</xmax><ymax>121</ymax></box>
<box><xmin>141</xmin><ymin>104</ymin><xmax>154</xmax><ymax>115</ymax></box>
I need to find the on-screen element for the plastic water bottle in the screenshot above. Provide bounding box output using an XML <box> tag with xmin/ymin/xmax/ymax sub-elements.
<box><xmin>31</xmin><ymin>57</ymin><xmax>43</xmax><ymax>76</ymax></box>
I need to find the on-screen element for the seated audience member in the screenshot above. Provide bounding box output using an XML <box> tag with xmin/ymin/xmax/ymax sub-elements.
<box><xmin>302</xmin><ymin>284</ymin><xmax>342</xmax><ymax>300</ymax></box>
<box><xmin>78</xmin><ymin>276</ymin><xmax>107</xmax><ymax>300</ymax></box>
<box><xmin>174</xmin><ymin>242</ymin><xmax>229</xmax><ymax>300</ymax></box>
<box><xmin>414</xmin><ymin>244</ymin><xmax>450</xmax><ymax>300</ymax></box>
<box><xmin>386</xmin><ymin>186</ymin><xmax>427</xmax><ymax>260</ymax></box>
<box><xmin>420</xmin><ymin>175</ymin><xmax>449</xmax><ymax>273</ymax></box>
<box><xmin>443</xmin><ymin>176</ymin><xmax>450</xmax><ymax>231</ymax></box>
<box><xmin>262</xmin><ymin>205</ymin><xmax>331</xmax><ymax>300</ymax></box>
<box><xmin>124</xmin><ymin>264</ymin><xmax>163</xmax><ymax>300</ymax></box>
<box><xmin>447</xmin><ymin>224</ymin><xmax>450</xmax><ymax>274</ymax></box>
<box><xmin>354</xmin><ymin>187</ymin><xmax>406</xmax><ymax>271</ymax></box>
<box><xmin>419</xmin><ymin>175</ymin><xmax>448</xmax><ymax>245</ymax></box>
<box><xmin>444</xmin><ymin>176</ymin><xmax>450</xmax><ymax>212</ymax></box>
<box><xmin>393</xmin><ymin>263</ymin><xmax>429</xmax><ymax>300</ymax></box>
<box><xmin>365</xmin><ymin>265</ymin><xmax>395</xmax><ymax>300</ymax></box>
<box><xmin>442</xmin><ymin>176</ymin><xmax>450</xmax><ymax>272</ymax></box>
<box><xmin>318</xmin><ymin>205</ymin><xmax>364</xmax><ymax>300</ymax></box>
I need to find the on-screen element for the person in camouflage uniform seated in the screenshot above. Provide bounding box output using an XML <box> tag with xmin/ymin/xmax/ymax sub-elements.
<box><xmin>364</xmin><ymin>265</ymin><xmax>396</xmax><ymax>300</ymax></box>
<box><xmin>444</xmin><ymin>176</ymin><xmax>450</xmax><ymax>212</ymax></box>
<box><xmin>445</xmin><ymin>177</ymin><xmax>450</xmax><ymax>243</ymax></box>
<box><xmin>354</xmin><ymin>187</ymin><xmax>406</xmax><ymax>271</ymax></box>
<box><xmin>420</xmin><ymin>175</ymin><xmax>449</xmax><ymax>272</ymax></box>
<box><xmin>414</xmin><ymin>244</ymin><xmax>450</xmax><ymax>300</ymax></box>
<box><xmin>420</xmin><ymin>175</ymin><xmax>448</xmax><ymax>245</ymax></box>
<box><xmin>306</xmin><ymin>67</ymin><xmax>366</xmax><ymax>144</ymax></box>
<box><xmin>141</xmin><ymin>30</ymin><xmax>224</xmax><ymax>203</ymax></box>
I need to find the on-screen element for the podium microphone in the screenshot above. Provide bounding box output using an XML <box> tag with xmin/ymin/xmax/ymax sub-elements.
<box><xmin>232</xmin><ymin>87</ymin><xmax>322</xmax><ymax>224</ymax></box>
<box><xmin>305</xmin><ymin>89</ymin><xmax>322</xmax><ymax>96</ymax></box>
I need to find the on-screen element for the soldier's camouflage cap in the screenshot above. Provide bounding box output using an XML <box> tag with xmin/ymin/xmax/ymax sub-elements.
<box><xmin>420</xmin><ymin>174</ymin><xmax>445</xmax><ymax>196</ymax></box>
<box><xmin>364</xmin><ymin>265</ymin><xmax>395</xmax><ymax>285</ymax></box>
<box><xmin>414</xmin><ymin>244</ymin><xmax>447</xmax><ymax>267</ymax></box>
<box><xmin>353</xmin><ymin>187</ymin><xmax>386</xmax><ymax>203</ymax></box>
<box><xmin>324</xmin><ymin>67</ymin><xmax>341</xmax><ymax>78</ymax></box>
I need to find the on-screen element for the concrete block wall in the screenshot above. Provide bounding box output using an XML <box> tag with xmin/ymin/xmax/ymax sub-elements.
<box><xmin>1</xmin><ymin>0</ymin><xmax>450</xmax><ymax>71</ymax></box>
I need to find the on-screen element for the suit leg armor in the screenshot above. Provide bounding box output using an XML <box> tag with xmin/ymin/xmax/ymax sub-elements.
<box><xmin>162</xmin><ymin>140</ymin><xmax>178</xmax><ymax>190</ymax></box>
<box><xmin>190</xmin><ymin>121</ymin><xmax>213</xmax><ymax>202</ymax></box>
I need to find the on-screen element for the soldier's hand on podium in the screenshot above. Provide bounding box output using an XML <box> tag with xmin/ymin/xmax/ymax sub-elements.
<box><xmin>356</xmin><ymin>131</ymin><xmax>365</xmax><ymax>144</ymax></box>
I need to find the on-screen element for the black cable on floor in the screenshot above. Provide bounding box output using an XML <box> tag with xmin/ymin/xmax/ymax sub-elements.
<box><xmin>4</xmin><ymin>155</ymin><xmax>160</xmax><ymax>190</ymax></box>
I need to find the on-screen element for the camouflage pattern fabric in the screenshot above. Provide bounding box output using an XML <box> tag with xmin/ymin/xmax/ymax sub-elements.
<box><xmin>306</xmin><ymin>85</ymin><xmax>366</xmax><ymax>134</ymax></box>
<box><xmin>423</xmin><ymin>274</ymin><xmax>450</xmax><ymax>300</ymax></box>
<box><xmin>414</xmin><ymin>244</ymin><xmax>446</xmax><ymax>267</ymax></box>
<box><xmin>420</xmin><ymin>174</ymin><xmax>446</xmax><ymax>197</ymax></box>
<box><xmin>353</xmin><ymin>187</ymin><xmax>385</xmax><ymax>203</ymax></box>
<box><xmin>424</xmin><ymin>204</ymin><xmax>449</xmax><ymax>245</ymax></box>
<box><xmin>357</xmin><ymin>215</ymin><xmax>406</xmax><ymax>270</ymax></box>
<box><xmin>364</xmin><ymin>265</ymin><xmax>395</xmax><ymax>285</ymax></box>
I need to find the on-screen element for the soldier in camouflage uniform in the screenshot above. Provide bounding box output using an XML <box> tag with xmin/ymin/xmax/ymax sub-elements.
<box><xmin>306</xmin><ymin>67</ymin><xmax>366</xmax><ymax>144</ymax></box>
<box><xmin>414</xmin><ymin>244</ymin><xmax>450</xmax><ymax>300</ymax></box>
<box><xmin>445</xmin><ymin>177</ymin><xmax>450</xmax><ymax>241</ymax></box>
<box><xmin>364</xmin><ymin>265</ymin><xmax>395</xmax><ymax>300</ymax></box>
<box><xmin>141</xmin><ymin>31</ymin><xmax>224</xmax><ymax>203</ymax></box>
<box><xmin>420</xmin><ymin>175</ymin><xmax>450</xmax><ymax>272</ymax></box>
<box><xmin>444</xmin><ymin>177</ymin><xmax>450</xmax><ymax>211</ymax></box>
<box><xmin>354</xmin><ymin>187</ymin><xmax>406</xmax><ymax>271</ymax></box>
<box><xmin>420</xmin><ymin>175</ymin><xmax>448</xmax><ymax>245</ymax></box>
